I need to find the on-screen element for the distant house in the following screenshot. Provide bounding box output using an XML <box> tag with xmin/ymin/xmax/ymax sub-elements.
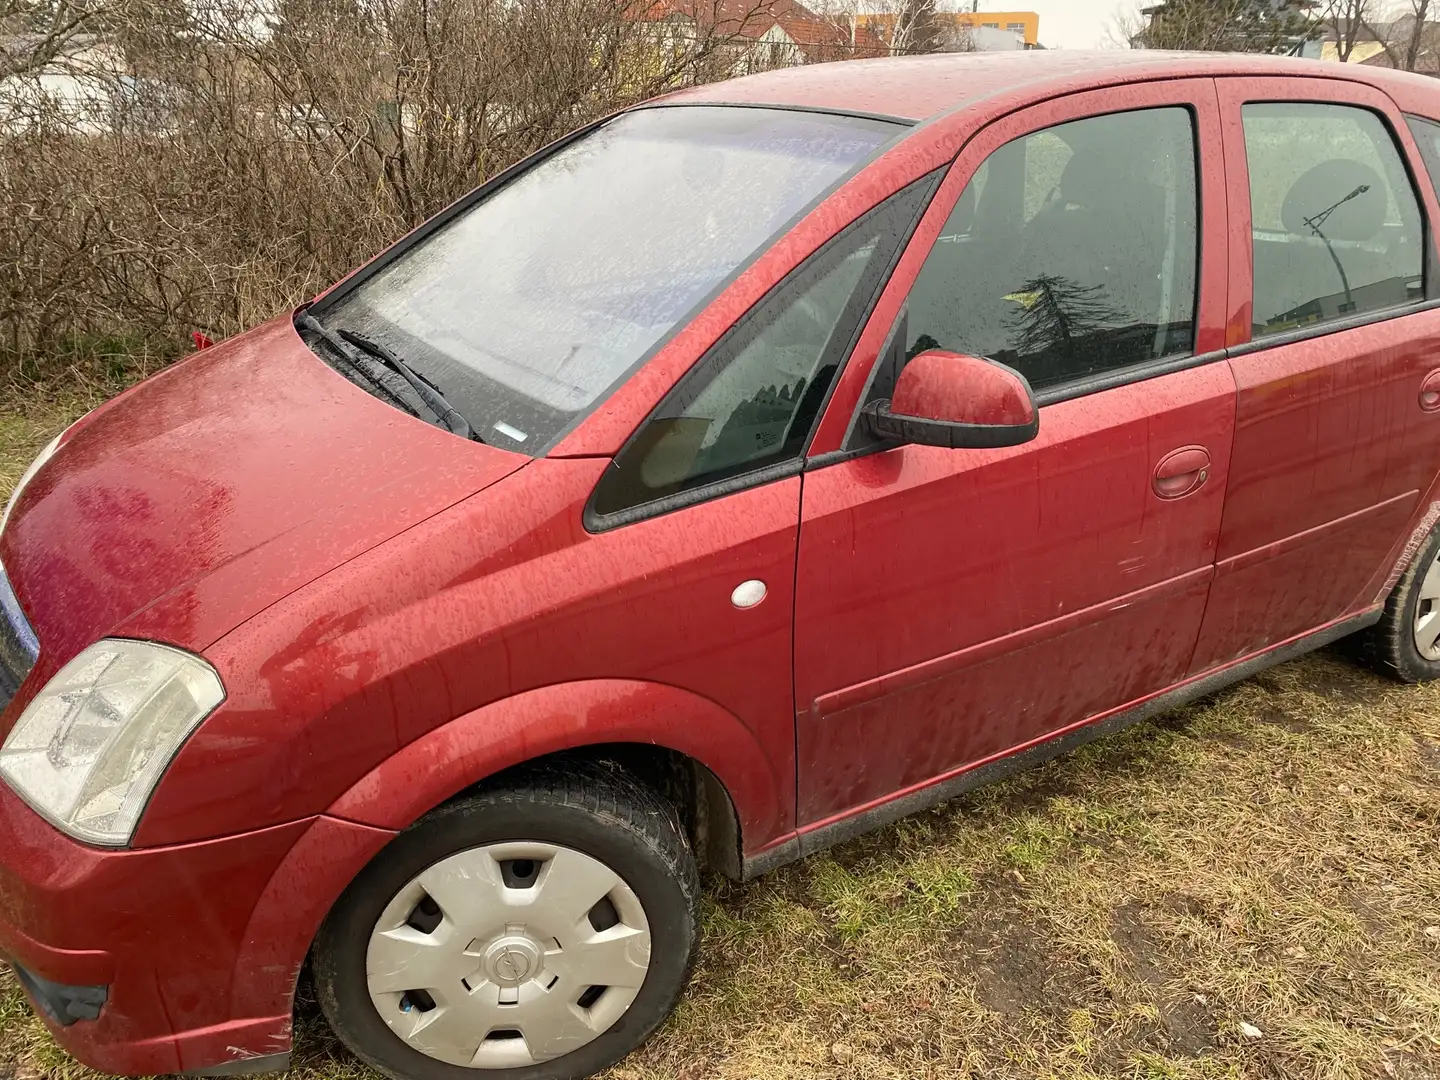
<box><xmin>853</xmin><ymin>9</ymin><xmax>1040</xmax><ymax>54</ymax></box>
<box><xmin>1355</xmin><ymin>16</ymin><xmax>1440</xmax><ymax>74</ymax></box>
<box><xmin>955</xmin><ymin>10</ymin><xmax>1039</xmax><ymax>48</ymax></box>
<box><xmin>633</xmin><ymin>0</ymin><xmax>887</xmax><ymax>71</ymax></box>
<box><xmin>1316</xmin><ymin>19</ymin><xmax>1389</xmax><ymax>63</ymax></box>
<box><xmin>1137</xmin><ymin>0</ymin><xmax>1322</xmax><ymax>56</ymax></box>
<box><xmin>966</xmin><ymin>24</ymin><xmax>1026</xmax><ymax>51</ymax></box>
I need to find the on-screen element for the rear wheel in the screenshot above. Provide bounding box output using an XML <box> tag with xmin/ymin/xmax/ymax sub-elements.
<box><xmin>313</xmin><ymin>765</ymin><xmax>699</xmax><ymax>1080</ymax></box>
<box><xmin>1353</xmin><ymin>521</ymin><xmax>1440</xmax><ymax>682</ymax></box>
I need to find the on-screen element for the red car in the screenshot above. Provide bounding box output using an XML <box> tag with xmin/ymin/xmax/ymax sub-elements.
<box><xmin>3</xmin><ymin>48</ymin><xmax>1440</xmax><ymax>1080</ymax></box>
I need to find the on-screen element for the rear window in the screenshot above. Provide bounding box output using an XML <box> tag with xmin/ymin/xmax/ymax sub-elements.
<box><xmin>317</xmin><ymin>106</ymin><xmax>899</xmax><ymax>452</ymax></box>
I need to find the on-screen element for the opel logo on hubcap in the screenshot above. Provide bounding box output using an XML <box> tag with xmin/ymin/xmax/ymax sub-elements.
<box><xmin>483</xmin><ymin>935</ymin><xmax>541</xmax><ymax>985</ymax></box>
<box><xmin>493</xmin><ymin>947</ymin><xmax>531</xmax><ymax>983</ymax></box>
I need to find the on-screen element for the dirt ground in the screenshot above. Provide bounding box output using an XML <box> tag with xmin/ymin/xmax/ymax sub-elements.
<box><xmin>0</xmin><ymin>397</ymin><xmax>1435</xmax><ymax>1080</ymax></box>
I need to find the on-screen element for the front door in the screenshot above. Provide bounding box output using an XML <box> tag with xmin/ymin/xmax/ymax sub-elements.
<box><xmin>793</xmin><ymin>81</ymin><xmax>1236</xmax><ymax>829</ymax></box>
<box><xmin>1190</xmin><ymin>78</ymin><xmax>1440</xmax><ymax>672</ymax></box>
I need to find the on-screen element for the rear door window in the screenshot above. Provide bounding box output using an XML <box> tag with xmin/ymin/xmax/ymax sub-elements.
<box><xmin>1243</xmin><ymin>103</ymin><xmax>1424</xmax><ymax>338</ymax></box>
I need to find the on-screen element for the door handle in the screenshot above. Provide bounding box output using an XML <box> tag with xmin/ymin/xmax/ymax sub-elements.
<box><xmin>1421</xmin><ymin>368</ymin><xmax>1440</xmax><ymax>411</ymax></box>
<box><xmin>1153</xmin><ymin>446</ymin><xmax>1211</xmax><ymax>500</ymax></box>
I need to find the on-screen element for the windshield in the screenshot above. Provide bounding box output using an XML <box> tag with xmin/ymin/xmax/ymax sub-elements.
<box><xmin>316</xmin><ymin>106</ymin><xmax>900</xmax><ymax>452</ymax></box>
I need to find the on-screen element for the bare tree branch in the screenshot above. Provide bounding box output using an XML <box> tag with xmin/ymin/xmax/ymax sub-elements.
<box><xmin>1</xmin><ymin>0</ymin><xmax>110</xmax><ymax>79</ymax></box>
<box><xmin>1359</xmin><ymin>0</ymin><xmax>1435</xmax><ymax>72</ymax></box>
<box><xmin>1319</xmin><ymin>0</ymin><xmax>1373</xmax><ymax>61</ymax></box>
<box><xmin>1</xmin><ymin>0</ymin><xmax>848</xmax><ymax>358</ymax></box>
<box><xmin>1129</xmin><ymin>0</ymin><xmax>1318</xmax><ymax>53</ymax></box>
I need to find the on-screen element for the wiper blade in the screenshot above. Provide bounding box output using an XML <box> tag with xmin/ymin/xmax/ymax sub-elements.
<box><xmin>297</xmin><ymin>313</ymin><xmax>477</xmax><ymax>440</ymax></box>
<box><xmin>299</xmin><ymin>313</ymin><xmax>420</xmax><ymax>415</ymax></box>
<box><xmin>336</xmin><ymin>328</ymin><xmax>477</xmax><ymax>441</ymax></box>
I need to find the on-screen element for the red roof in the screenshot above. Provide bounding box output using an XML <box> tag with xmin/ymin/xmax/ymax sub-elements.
<box><xmin>657</xmin><ymin>49</ymin><xmax>1440</xmax><ymax>122</ymax></box>
<box><xmin>635</xmin><ymin>0</ymin><xmax>885</xmax><ymax>62</ymax></box>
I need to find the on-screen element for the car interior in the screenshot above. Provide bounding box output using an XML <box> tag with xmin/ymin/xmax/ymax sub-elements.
<box><xmin>1252</xmin><ymin>157</ymin><xmax>1424</xmax><ymax>334</ymax></box>
<box><xmin>903</xmin><ymin>110</ymin><xmax>1197</xmax><ymax>392</ymax></box>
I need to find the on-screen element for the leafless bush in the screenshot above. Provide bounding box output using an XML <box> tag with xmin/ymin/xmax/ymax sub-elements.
<box><xmin>1321</xmin><ymin>0</ymin><xmax>1440</xmax><ymax>73</ymax></box>
<box><xmin>1118</xmin><ymin>0</ymin><xmax>1317</xmax><ymax>52</ymax></box>
<box><xmin>0</xmin><ymin>0</ymin><xmax>769</xmax><ymax>368</ymax></box>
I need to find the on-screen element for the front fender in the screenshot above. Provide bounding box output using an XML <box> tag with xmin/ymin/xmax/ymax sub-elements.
<box><xmin>325</xmin><ymin>679</ymin><xmax>788</xmax><ymax>855</ymax></box>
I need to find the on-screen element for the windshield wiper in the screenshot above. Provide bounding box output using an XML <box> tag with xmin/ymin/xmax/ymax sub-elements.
<box><xmin>336</xmin><ymin>328</ymin><xmax>477</xmax><ymax>440</ymax></box>
<box><xmin>299</xmin><ymin>313</ymin><xmax>425</xmax><ymax>420</ymax></box>
<box><xmin>298</xmin><ymin>313</ymin><xmax>478</xmax><ymax>440</ymax></box>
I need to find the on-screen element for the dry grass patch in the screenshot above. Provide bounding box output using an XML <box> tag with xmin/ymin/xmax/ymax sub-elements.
<box><xmin>0</xmin><ymin>395</ymin><xmax>1435</xmax><ymax>1080</ymax></box>
<box><xmin>607</xmin><ymin>660</ymin><xmax>1440</xmax><ymax>1079</ymax></box>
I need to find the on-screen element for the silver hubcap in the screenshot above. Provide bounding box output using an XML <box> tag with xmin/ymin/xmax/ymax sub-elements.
<box><xmin>366</xmin><ymin>842</ymin><xmax>651</xmax><ymax>1069</ymax></box>
<box><xmin>1416</xmin><ymin>552</ymin><xmax>1440</xmax><ymax>660</ymax></box>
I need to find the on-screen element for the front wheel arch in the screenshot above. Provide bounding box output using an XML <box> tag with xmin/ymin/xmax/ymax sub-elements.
<box><xmin>325</xmin><ymin>679</ymin><xmax>784</xmax><ymax>878</ymax></box>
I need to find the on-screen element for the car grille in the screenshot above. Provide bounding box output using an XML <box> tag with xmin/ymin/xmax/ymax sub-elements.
<box><xmin>0</xmin><ymin>562</ymin><xmax>37</xmax><ymax>712</ymax></box>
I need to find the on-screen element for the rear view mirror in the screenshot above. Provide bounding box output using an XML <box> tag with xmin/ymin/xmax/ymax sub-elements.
<box><xmin>862</xmin><ymin>349</ymin><xmax>1039</xmax><ymax>449</ymax></box>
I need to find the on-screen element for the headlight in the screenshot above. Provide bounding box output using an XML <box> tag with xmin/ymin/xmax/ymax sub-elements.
<box><xmin>0</xmin><ymin>431</ymin><xmax>63</xmax><ymax>536</ymax></box>
<box><xmin>0</xmin><ymin>639</ymin><xmax>224</xmax><ymax>845</ymax></box>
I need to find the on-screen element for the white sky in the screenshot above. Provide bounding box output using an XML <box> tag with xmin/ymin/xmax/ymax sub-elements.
<box><xmin>969</xmin><ymin>0</ymin><xmax>1124</xmax><ymax>50</ymax></box>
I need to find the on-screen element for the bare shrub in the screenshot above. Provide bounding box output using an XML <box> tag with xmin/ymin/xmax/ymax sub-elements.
<box><xmin>0</xmin><ymin>0</ymin><xmax>780</xmax><ymax>368</ymax></box>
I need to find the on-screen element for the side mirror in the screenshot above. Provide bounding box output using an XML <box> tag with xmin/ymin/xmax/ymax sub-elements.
<box><xmin>862</xmin><ymin>349</ymin><xmax>1038</xmax><ymax>449</ymax></box>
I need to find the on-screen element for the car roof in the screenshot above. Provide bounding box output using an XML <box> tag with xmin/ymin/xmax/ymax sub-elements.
<box><xmin>659</xmin><ymin>50</ymin><xmax>1440</xmax><ymax>125</ymax></box>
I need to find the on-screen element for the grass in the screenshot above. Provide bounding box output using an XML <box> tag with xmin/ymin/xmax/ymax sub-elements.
<box><xmin>0</xmin><ymin>393</ymin><xmax>1437</xmax><ymax>1080</ymax></box>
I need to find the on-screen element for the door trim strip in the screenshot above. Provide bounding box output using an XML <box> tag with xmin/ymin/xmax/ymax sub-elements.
<box><xmin>742</xmin><ymin>606</ymin><xmax>1381</xmax><ymax>880</ymax></box>
<box><xmin>1216</xmin><ymin>490</ymin><xmax>1418</xmax><ymax>577</ymax></box>
<box><xmin>812</xmin><ymin>564</ymin><xmax>1215</xmax><ymax>717</ymax></box>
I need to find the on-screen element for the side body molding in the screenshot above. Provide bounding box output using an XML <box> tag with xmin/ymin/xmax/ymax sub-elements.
<box><xmin>325</xmin><ymin>679</ymin><xmax>786</xmax><ymax>857</ymax></box>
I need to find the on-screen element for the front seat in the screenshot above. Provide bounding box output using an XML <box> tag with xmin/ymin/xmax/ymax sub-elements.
<box><xmin>1008</xmin><ymin>149</ymin><xmax>1167</xmax><ymax>385</ymax></box>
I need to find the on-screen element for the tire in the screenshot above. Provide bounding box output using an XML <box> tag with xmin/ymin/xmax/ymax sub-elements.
<box><xmin>312</xmin><ymin>762</ymin><xmax>699</xmax><ymax>1080</ymax></box>
<box><xmin>1353</xmin><ymin>519</ymin><xmax>1440</xmax><ymax>683</ymax></box>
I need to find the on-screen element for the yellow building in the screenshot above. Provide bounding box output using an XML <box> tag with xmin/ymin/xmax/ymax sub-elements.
<box><xmin>956</xmin><ymin>10</ymin><xmax>1039</xmax><ymax>47</ymax></box>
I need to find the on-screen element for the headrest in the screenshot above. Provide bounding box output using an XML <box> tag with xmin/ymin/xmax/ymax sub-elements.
<box><xmin>1058</xmin><ymin>149</ymin><xmax>1116</xmax><ymax>209</ymax></box>
<box><xmin>1280</xmin><ymin>160</ymin><xmax>1386</xmax><ymax>242</ymax></box>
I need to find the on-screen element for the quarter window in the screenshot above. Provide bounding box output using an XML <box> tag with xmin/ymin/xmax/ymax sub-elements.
<box><xmin>1243</xmin><ymin>103</ymin><xmax>1424</xmax><ymax>338</ymax></box>
<box><xmin>1405</xmin><ymin>113</ymin><xmax>1440</xmax><ymax>201</ymax></box>
<box><xmin>589</xmin><ymin>178</ymin><xmax>935</xmax><ymax>523</ymax></box>
<box><xmin>897</xmin><ymin>107</ymin><xmax>1199</xmax><ymax>394</ymax></box>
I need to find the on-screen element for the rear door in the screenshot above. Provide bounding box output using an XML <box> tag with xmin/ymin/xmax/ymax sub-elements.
<box><xmin>793</xmin><ymin>80</ymin><xmax>1236</xmax><ymax>830</ymax></box>
<box><xmin>1190</xmin><ymin>77</ymin><xmax>1440</xmax><ymax>672</ymax></box>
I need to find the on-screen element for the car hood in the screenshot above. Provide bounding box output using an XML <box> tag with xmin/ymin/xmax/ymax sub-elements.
<box><xmin>0</xmin><ymin>314</ymin><xmax>527</xmax><ymax>667</ymax></box>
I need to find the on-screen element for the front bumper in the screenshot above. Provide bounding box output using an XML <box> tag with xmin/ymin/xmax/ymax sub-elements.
<box><xmin>0</xmin><ymin>783</ymin><xmax>395</xmax><ymax>1075</ymax></box>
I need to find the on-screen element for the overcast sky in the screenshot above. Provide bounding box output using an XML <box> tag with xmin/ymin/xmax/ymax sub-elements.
<box><xmin>974</xmin><ymin>0</ymin><xmax>1124</xmax><ymax>50</ymax></box>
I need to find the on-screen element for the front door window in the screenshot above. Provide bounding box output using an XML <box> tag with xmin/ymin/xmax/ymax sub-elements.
<box><xmin>898</xmin><ymin>107</ymin><xmax>1200</xmax><ymax>392</ymax></box>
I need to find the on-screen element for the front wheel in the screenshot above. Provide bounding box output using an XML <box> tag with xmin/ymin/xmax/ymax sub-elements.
<box><xmin>313</xmin><ymin>764</ymin><xmax>699</xmax><ymax>1080</ymax></box>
